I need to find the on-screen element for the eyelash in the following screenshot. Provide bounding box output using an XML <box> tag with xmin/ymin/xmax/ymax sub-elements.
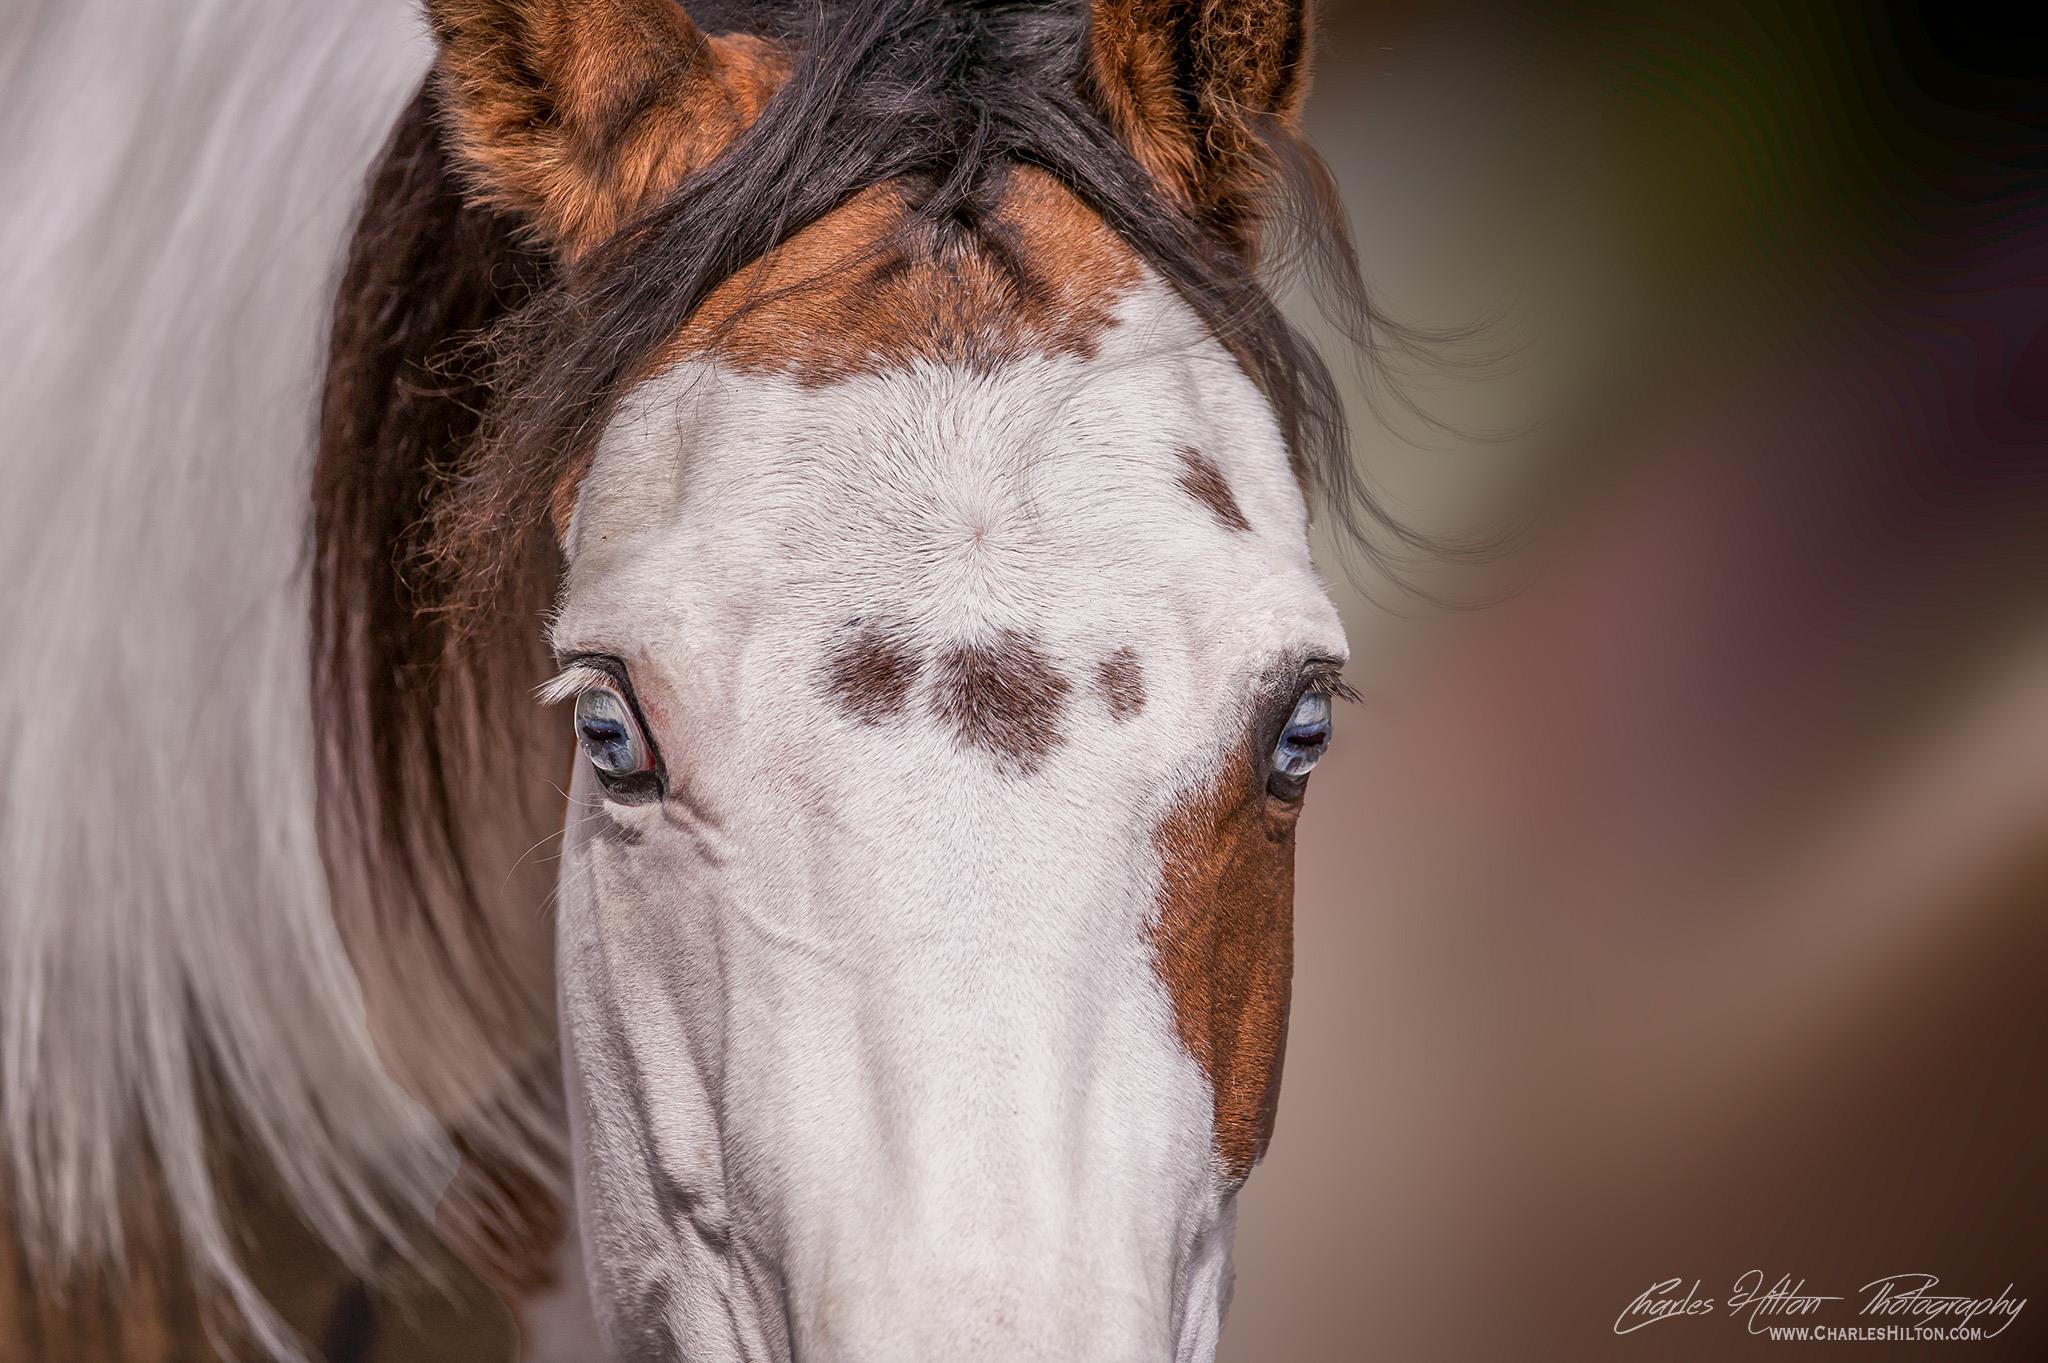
<box><xmin>1297</xmin><ymin>656</ymin><xmax>1360</xmax><ymax>703</ymax></box>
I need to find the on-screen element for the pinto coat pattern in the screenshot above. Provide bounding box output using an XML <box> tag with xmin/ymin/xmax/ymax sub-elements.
<box><xmin>4</xmin><ymin>0</ymin><xmax>1402</xmax><ymax>1357</ymax></box>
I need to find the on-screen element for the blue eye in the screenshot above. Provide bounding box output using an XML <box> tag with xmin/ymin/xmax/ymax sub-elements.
<box><xmin>1271</xmin><ymin>690</ymin><xmax>1334</xmax><ymax>780</ymax></box>
<box><xmin>575</xmin><ymin>686</ymin><xmax>654</xmax><ymax>782</ymax></box>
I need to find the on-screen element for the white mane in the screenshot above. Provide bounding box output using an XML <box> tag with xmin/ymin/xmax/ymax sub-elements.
<box><xmin>0</xmin><ymin>1</ymin><xmax>450</xmax><ymax>1352</ymax></box>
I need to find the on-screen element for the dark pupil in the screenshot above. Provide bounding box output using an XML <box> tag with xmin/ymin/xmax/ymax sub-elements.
<box><xmin>1286</xmin><ymin>720</ymin><xmax>1329</xmax><ymax>751</ymax></box>
<box><xmin>579</xmin><ymin>716</ymin><xmax>632</xmax><ymax>771</ymax></box>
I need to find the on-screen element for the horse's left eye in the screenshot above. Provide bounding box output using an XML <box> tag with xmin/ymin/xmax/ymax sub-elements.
<box><xmin>1270</xmin><ymin>690</ymin><xmax>1334</xmax><ymax>782</ymax></box>
<box><xmin>575</xmin><ymin>686</ymin><xmax>654</xmax><ymax>782</ymax></box>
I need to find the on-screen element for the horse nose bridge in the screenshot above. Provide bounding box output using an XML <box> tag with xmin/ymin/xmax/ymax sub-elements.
<box><xmin>791</xmin><ymin>1244</ymin><xmax>1178</xmax><ymax>1363</ymax></box>
<box><xmin>758</xmin><ymin>1061</ymin><xmax>1215</xmax><ymax>1362</ymax></box>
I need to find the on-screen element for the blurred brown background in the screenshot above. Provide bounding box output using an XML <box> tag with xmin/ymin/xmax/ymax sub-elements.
<box><xmin>1226</xmin><ymin>2</ymin><xmax>2046</xmax><ymax>1359</ymax></box>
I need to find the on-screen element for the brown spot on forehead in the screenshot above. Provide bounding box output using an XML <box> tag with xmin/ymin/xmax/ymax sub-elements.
<box><xmin>824</xmin><ymin>623</ymin><xmax>922</xmax><ymax>724</ymax></box>
<box><xmin>551</xmin><ymin>170</ymin><xmax>1145</xmax><ymax>536</ymax></box>
<box><xmin>931</xmin><ymin>629</ymin><xmax>1073</xmax><ymax>775</ymax></box>
<box><xmin>1095</xmin><ymin>647</ymin><xmax>1147</xmax><ymax>721</ymax></box>
<box><xmin>1151</xmin><ymin>739</ymin><xmax>1297</xmax><ymax>1181</ymax></box>
<box><xmin>1176</xmin><ymin>446</ymin><xmax>1252</xmax><ymax>533</ymax></box>
<box><xmin>662</xmin><ymin>166</ymin><xmax>1142</xmax><ymax>385</ymax></box>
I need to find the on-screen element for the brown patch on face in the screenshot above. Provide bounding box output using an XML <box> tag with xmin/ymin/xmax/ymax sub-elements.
<box><xmin>1096</xmin><ymin>647</ymin><xmax>1148</xmax><ymax>721</ymax></box>
<box><xmin>825</xmin><ymin>623</ymin><xmax>922</xmax><ymax>723</ymax></box>
<box><xmin>1152</xmin><ymin>740</ymin><xmax>1298</xmax><ymax>1181</ymax></box>
<box><xmin>427</xmin><ymin>0</ymin><xmax>790</xmax><ymax>256</ymax></box>
<box><xmin>931</xmin><ymin>629</ymin><xmax>1074</xmax><ymax>775</ymax></box>
<box><xmin>549</xmin><ymin>168</ymin><xmax>1140</xmax><ymax>531</ymax></box>
<box><xmin>665</xmin><ymin>166</ymin><xmax>1142</xmax><ymax>385</ymax></box>
<box><xmin>1177</xmin><ymin>446</ymin><xmax>1252</xmax><ymax>533</ymax></box>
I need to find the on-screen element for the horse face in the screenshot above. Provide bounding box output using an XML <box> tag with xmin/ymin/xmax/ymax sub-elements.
<box><xmin>546</xmin><ymin>262</ymin><xmax>1344</xmax><ymax>1360</ymax></box>
<box><xmin>420</xmin><ymin>0</ymin><xmax>1337</xmax><ymax>1356</ymax></box>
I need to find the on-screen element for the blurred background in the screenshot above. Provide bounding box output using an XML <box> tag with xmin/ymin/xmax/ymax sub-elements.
<box><xmin>3</xmin><ymin>1</ymin><xmax>2042</xmax><ymax>1360</ymax></box>
<box><xmin>1231</xmin><ymin>1</ymin><xmax>2046</xmax><ymax>1359</ymax></box>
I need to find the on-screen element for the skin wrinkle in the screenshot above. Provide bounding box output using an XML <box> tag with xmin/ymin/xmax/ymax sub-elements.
<box><xmin>655</xmin><ymin>770</ymin><xmax>734</xmax><ymax>871</ymax></box>
<box><xmin>598</xmin><ymin>957</ymin><xmax>728</xmax><ymax>1255</ymax></box>
<box><xmin>623</xmin><ymin>1275</ymin><xmax>684</xmax><ymax>1363</ymax></box>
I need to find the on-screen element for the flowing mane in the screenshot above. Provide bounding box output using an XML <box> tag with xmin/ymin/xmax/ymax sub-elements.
<box><xmin>1</xmin><ymin>3</ymin><xmax>447</xmax><ymax>1354</ymax></box>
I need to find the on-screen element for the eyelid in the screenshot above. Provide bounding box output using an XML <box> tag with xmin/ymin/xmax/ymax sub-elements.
<box><xmin>1298</xmin><ymin>662</ymin><xmax>1361</xmax><ymax>706</ymax></box>
<box><xmin>537</xmin><ymin>654</ymin><xmax>632</xmax><ymax>706</ymax></box>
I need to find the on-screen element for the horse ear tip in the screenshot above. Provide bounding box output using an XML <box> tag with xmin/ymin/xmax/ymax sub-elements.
<box><xmin>423</xmin><ymin>0</ymin><xmax>765</xmax><ymax>255</ymax></box>
<box><xmin>1087</xmin><ymin>0</ymin><xmax>1318</xmax><ymax>251</ymax></box>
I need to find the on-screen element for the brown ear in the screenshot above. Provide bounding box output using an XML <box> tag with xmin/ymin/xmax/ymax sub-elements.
<box><xmin>424</xmin><ymin>0</ymin><xmax>786</xmax><ymax>256</ymax></box>
<box><xmin>1087</xmin><ymin>0</ymin><xmax>1313</xmax><ymax>257</ymax></box>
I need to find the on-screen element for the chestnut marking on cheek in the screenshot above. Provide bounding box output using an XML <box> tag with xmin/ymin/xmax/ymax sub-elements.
<box><xmin>1176</xmin><ymin>446</ymin><xmax>1252</xmax><ymax>533</ymax></box>
<box><xmin>1095</xmin><ymin>647</ymin><xmax>1147</xmax><ymax>721</ymax></box>
<box><xmin>824</xmin><ymin>622</ymin><xmax>922</xmax><ymax>723</ymax></box>
<box><xmin>931</xmin><ymin>629</ymin><xmax>1072</xmax><ymax>775</ymax></box>
<box><xmin>1150</xmin><ymin>743</ymin><xmax>1297</xmax><ymax>1181</ymax></box>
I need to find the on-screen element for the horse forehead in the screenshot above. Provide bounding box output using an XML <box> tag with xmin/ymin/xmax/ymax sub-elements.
<box><xmin>563</xmin><ymin>200</ymin><xmax>1315</xmax><ymax>664</ymax></box>
<box><xmin>574</xmin><ymin>344</ymin><xmax>1304</xmax><ymax>653</ymax></box>
<box><xmin>662</xmin><ymin>167</ymin><xmax>1144</xmax><ymax>385</ymax></box>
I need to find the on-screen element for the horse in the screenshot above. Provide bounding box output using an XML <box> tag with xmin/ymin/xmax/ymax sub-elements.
<box><xmin>1</xmin><ymin>0</ymin><xmax>1399</xmax><ymax>1357</ymax></box>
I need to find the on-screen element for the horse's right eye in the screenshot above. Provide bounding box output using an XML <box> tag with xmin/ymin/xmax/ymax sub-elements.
<box><xmin>576</xmin><ymin>685</ymin><xmax>655</xmax><ymax>783</ymax></box>
<box><xmin>1271</xmin><ymin>690</ymin><xmax>1333</xmax><ymax>779</ymax></box>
